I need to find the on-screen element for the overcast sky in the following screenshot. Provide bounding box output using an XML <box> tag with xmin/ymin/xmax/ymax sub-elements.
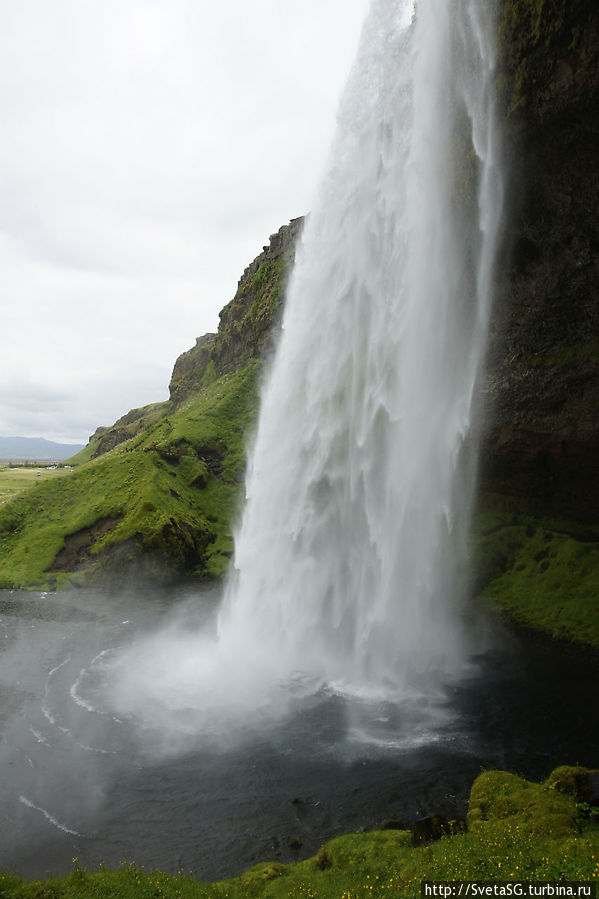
<box><xmin>0</xmin><ymin>0</ymin><xmax>370</xmax><ymax>444</ymax></box>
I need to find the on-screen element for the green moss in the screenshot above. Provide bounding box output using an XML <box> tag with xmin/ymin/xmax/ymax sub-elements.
<box><xmin>473</xmin><ymin>493</ymin><xmax>599</xmax><ymax>647</ymax></box>
<box><xmin>243</xmin><ymin>256</ymin><xmax>287</xmax><ymax>341</ymax></box>
<box><xmin>199</xmin><ymin>359</ymin><xmax>217</xmax><ymax>389</ymax></box>
<box><xmin>1</xmin><ymin>767</ymin><xmax>598</xmax><ymax>897</ymax></box>
<box><xmin>546</xmin><ymin>765</ymin><xmax>597</xmax><ymax>797</ymax></box>
<box><xmin>66</xmin><ymin>403</ymin><xmax>171</xmax><ymax>465</ymax></box>
<box><xmin>467</xmin><ymin>770</ymin><xmax>578</xmax><ymax>837</ymax></box>
<box><xmin>0</xmin><ymin>364</ymin><xmax>261</xmax><ymax>590</ymax></box>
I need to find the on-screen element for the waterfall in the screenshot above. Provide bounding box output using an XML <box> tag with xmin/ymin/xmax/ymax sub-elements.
<box><xmin>109</xmin><ymin>0</ymin><xmax>504</xmax><ymax>743</ymax></box>
<box><xmin>216</xmin><ymin>0</ymin><xmax>503</xmax><ymax>698</ymax></box>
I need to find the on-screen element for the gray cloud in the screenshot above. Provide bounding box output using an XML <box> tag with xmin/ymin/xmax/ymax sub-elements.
<box><xmin>0</xmin><ymin>0</ymin><xmax>370</xmax><ymax>444</ymax></box>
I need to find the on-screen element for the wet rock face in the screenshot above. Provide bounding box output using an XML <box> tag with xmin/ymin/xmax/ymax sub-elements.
<box><xmin>498</xmin><ymin>0</ymin><xmax>599</xmax><ymax>127</ymax></box>
<box><xmin>481</xmin><ymin>0</ymin><xmax>599</xmax><ymax>520</ymax></box>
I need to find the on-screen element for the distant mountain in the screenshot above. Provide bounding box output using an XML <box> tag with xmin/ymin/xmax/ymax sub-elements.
<box><xmin>0</xmin><ymin>436</ymin><xmax>85</xmax><ymax>461</ymax></box>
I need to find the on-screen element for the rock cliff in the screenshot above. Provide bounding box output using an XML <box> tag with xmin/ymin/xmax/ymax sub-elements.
<box><xmin>474</xmin><ymin>0</ymin><xmax>599</xmax><ymax>646</ymax></box>
<box><xmin>482</xmin><ymin>0</ymin><xmax>599</xmax><ymax>521</ymax></box>
<box><xmin>168</xmin><ymin>217</ymin><xmax>303</xmax><ymax>404</ymax></box>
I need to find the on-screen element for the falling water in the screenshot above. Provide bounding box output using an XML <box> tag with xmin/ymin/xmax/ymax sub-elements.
<box><xmin>216</xmin><ymin>0</ymin><xmax>503</xmax><ymax>699</ymax></box>
<box><xmin>108</xmin><ymin>0</ymin><xmax>504</xmax><ymax>741</ymax></box>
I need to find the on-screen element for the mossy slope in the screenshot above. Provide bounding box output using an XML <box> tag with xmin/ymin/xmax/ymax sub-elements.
<box><xmin>1</xmin><ymin>766</ymin><xmax>597</xmax><ymax>897</ymax></box>
<box><xmin>473</xmin><ymin>493</ymin><xmax>599</xmax><ymax>648</ymax></box>
<box><xmin>71</xmin><ymin>402</ymin><xmax>170</xmax><ymax>464</ymax></box>
<box><xmin>0</xmin><ymin>364</ymin><xmax>260</xmax><ymax>590</ymax></box>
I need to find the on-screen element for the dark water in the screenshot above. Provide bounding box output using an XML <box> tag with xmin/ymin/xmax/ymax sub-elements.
<box><xmin>0</xmin><ymin>586</ymin><xmax>597</xmax><ymax>882</ymax></box>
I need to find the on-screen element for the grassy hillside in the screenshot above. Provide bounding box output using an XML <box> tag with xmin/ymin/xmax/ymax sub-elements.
<box><xmin>1</xmin><ymin>765</ymin><xmax>597</xmax><ymax>897</ymax></box>
<box><xmin>0</xmin><ymin>364</ymin><xmax>260</xmax><ymax>590</ymax></box>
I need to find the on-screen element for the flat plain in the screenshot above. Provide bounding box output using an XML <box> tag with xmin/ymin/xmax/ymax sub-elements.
<box><xmin>0</xmin><ymin>466</ymin><xmax>73</xmax><ymax>505</ymax></box>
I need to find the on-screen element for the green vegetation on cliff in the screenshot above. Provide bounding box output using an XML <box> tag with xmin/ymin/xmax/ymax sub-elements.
<box><xmin>478</xmin><ymin>0</ymin><xmax>599</xmax><ymax>649</ymax></box>
<box><xmin>0</xmin><ymin>363</ymin><xmax>260</xmax><ymax>590</ymax></box>
<box><xmin>473</xmin><ymin>494</ymin><xmax>599</xmax><ymax>648</ymax></box>
<box><xmin>169</xmin><ymin>220</ymin><xmax>302</xmax><ymax>405</ymax></box>
<box><xmin>72</xmin><ymin>402</ymin><xmax>171</xmax><ymax>464</ymax></box>
<box><xmin>0</xmin><ymin>221</ymin><xmax>302</xmax><ymax>591</ymax></box>
<box><xmin>2</xmin><ymin>766</ymin><xmax>597</xmax><ymax>897</ymax></box>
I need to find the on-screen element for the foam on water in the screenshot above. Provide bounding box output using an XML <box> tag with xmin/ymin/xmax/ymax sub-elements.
<box><xmin>19</xmin><ymin>796</ymin><xmax>82</xmax><ymax>837</ymax></box>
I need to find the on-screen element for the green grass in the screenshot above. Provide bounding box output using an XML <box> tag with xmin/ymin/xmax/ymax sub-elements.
<box><xmin>245</xmin><ymin>257</ymin><xmax>287</xmax><ymax>334</ymax></box>
<box><xmin>66</xmin><ymin>402</ymin><xmax>171</xmax><ymax>466</ymax></box>
<box><xmin>0</xmin><ymin>466</ymin><xmax>74</xmax><ymax>505</ymax></box>
<box><xmin>64</xmin><ymin>439</ymin><xmax>100</xmax><ymax>465</ymax></box>
<box><xmin>0</xmin><ymin>363</ymin><xmax>261</xmax><ymax>590</ymax></box>
<box><xmin>472</xmin><ymin>493</ymin><xmax>599</xmax><ymax>648</ymax></box>
<box><xmin>1</xmin><ymin>766</ymin><xmax>597</xmax><ymax>897</ymax></box>
<box><xmin>214</xmin><ymin>254</ymin><xmax>289</xmax><ymax>368</ymax></box>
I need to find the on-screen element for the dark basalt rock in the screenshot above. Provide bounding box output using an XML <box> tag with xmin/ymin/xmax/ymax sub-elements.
<box><xmin>168</xmin><ymin>332</ymin><xmax>217</xmax><ymax>405</ymax></box>
<box><xmin>480</xmin><ymin>0</ymin><xmax>599</xmax><ymax>522</ymax></box>
<box><xmin>49</xmin><ymin>516</ymin><xmax>123</xmax><ymax>572</ymax></box>
<box><xmin>574</xmin><ymin>771</ymin><xmax>599</xmax><ymax>806</ymax></box>
<box><xmin>378</xmin><ymin>818</ymin><xmax>405</xmax><ymax>831</ymax></box>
